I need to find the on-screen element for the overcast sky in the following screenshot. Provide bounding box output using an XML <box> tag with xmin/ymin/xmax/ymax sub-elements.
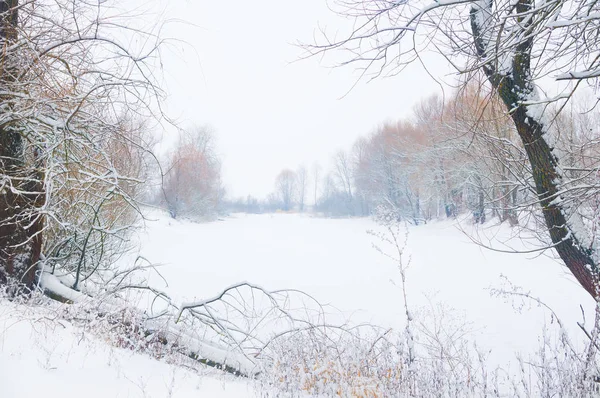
<box><xmin>158</xmin><ymin>0</ymin><xmax>453</xmax><ymax>199</ymax></box>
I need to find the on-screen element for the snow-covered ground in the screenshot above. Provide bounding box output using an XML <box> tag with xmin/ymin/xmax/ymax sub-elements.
<box><xmin>138</xmin><ymin>212</ymin><xmax>594</xmax><ymax>367</ymax></box>
<box><xmin>0</xmin><ymin>300</ymin><xmax>257</xmax><ymax>397</ymax></box>
<box><xmin>1</xmin><ymin>211</ymin><xmax>596</xmax><ymax>397</ymax></box>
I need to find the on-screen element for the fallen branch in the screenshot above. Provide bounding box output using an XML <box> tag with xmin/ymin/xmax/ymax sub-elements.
<box><xmin>39</xmin><ymin>268</ymin><xmax>259</xmax><ymax>377</ymax></box>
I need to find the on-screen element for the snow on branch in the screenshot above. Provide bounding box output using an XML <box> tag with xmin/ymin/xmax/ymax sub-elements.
<box><xmin>38</xmin><ymin>261</ymin><xmax>334</xmax><ymax>377</ymax></box>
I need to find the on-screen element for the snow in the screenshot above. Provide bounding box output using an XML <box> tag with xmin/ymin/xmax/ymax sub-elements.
<box><xmin>1</xmin><ymin>210</ymin><xmax>597</xmax><ymax>396</ymax></box>
<box><xmin>39</xmin><ymin>270</ymin><xmax>87</xmax><ymax>303</ymax></box>
<box><xmin>523</xmin><ymin>88</ymin><xmax>551</xmax><ymax>127</ymax></box>
<box><xmin>471</xmin><ymin>0</ymin><xmax>494</xmax><ymax>50</ymax></box>
<box><xmin>144</xmin><ymin>318</ymin><xmax>259</xmax><ymax>377</ymax></box>
<box><xmin>136</xmin><ymin>212</ymin><xmax>595</xmax><ymax>372</ymax></box>
<box><xmin>546</xmin><ymin>13</ymin><xmax>600</xmax><ymax>29</ymax></box>
<box><xmin>0</xmin><ymin>300</ymin><xmax>257</xmax><ymax>398</ymax></box>
<box><xmin>37</xmin><ymin>267</ymin><xmax>261</xmax><ymax>377</ymax></box>
<box><xmin>556</xmin><ymin>69</ymin><xmax>600</xmax><ymax>80</ymax></box>
<box><xmin>521</xmin><ymin>85</ymin><xmax>598</xmax><ymax>262</ymax></box>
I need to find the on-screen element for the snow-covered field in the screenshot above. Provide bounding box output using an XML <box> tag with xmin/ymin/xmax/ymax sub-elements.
<box><xmin>1</xmin><ymin>212</ymin><xmax>596</xmax><ymax>397</ymax></box>
<box><xmin>138</xmin><ymin>212</ymin><xmax>594</xmax><ymax>366</ymax></box>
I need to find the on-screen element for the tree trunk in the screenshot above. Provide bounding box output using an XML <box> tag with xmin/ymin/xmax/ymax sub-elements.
<box><xmin>509</xmin><ymin>107</ymin><xmax>597</xmax><ymax>297</ymax></box>
<box><xmin>0</xmin><ymin>0</ymin><xmax>43</xmax><ymax>290</ymax></box>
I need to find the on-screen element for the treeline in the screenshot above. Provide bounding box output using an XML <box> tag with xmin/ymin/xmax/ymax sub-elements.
<box><xmin>229</xmin><ymin>84</ymin><xmax>600</xmax><ymax>225</ymax></box>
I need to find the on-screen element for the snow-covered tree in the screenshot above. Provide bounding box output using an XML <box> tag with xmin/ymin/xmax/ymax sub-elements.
<box><xmin>0</xmin><ymin>0</ymin><xmax>163</xmax><ymax>291</ymax></box>
<box><xmin>311</xmin><ymin>0</ymin><xmax>600</xmax><ymax>298</ymax></box>
<box><xmin>275</xmin><ymin>169</ymin><xmax>297</xmax><ymax>211</ymax></box>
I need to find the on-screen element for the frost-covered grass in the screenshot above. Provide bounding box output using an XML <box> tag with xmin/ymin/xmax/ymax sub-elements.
<box><xmin>1</xmin><ymin>211</ymin><xmax>597</xmax><ymax>396</ymax></box>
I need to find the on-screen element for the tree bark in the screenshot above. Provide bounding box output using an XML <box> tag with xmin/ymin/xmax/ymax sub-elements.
<box><xmin>0</xmin><ymin>0</ymin><xmax>43</xmax><ymax>290</ymax></box>
<box><xmin>509</xmin><ymin>106</ymin><xmax>598</xmax><ymax>297</ymax></box>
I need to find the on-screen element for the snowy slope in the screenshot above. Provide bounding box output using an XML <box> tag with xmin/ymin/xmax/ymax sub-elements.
<box><xmin>0</xmin><ymin>300</ymin><xmax>257</xmax><ymax>398</ymax></box>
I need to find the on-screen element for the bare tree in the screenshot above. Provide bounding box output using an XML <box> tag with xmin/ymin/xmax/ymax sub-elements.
<box><xmin>162</xmin><ymin>127</ymin><xmax>223</xmax><ymax>220</ymax></box>
<box><xmin>0</xmin><ymin>0</ymin><xmax>164</xmax><ymax>291</ymax></box>
<box><xmin>334</xmin><ymin>150</ymin><xmax>355</xmax><ymax>215</ymax></box>
<box><xmin>352</xmin><ymin>121</ymin><xmax>427</xmax><ymax>222</ymax></box>
<box><xmin>351</xmin><ymin>137</ymin><xmax>371</xmax><ymax>216</ymax></box>
<box><xmin>0</xmin><ymin>0</ymin><xmax>40</xmax><ymax>288</ymax></box>
<box><xmin>310</xmin><ymin>0</ymin><xmax>600</xmax><ymax>298</ymax></box>
<box><xmin>275</xmin><ymin>169</ymin><xmax>297</xmax><ymax>211</ymax></box>
<box><xmin>296</xmin><ymin>165</ymin><xmax>308</xmax><ymax>212</ymax></box>
<box><xmin>312</xmin><ymin>162</ymin><xmax>322</xmax><ymax>208</ymax></box>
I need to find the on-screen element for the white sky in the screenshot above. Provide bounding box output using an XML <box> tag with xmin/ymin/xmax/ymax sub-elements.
<box><xmin>158</xmin><ymin>0</ymin><xmax>453</xmax><ymax>199</ymax></box>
